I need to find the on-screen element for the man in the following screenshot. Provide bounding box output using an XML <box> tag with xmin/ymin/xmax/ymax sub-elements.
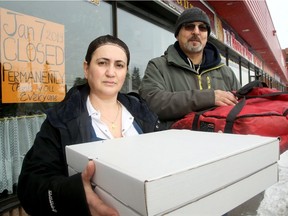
<box><xmin>139</xmin><ymin>7</ymin><xmax>241</xmax><ymax>128</ymax></box>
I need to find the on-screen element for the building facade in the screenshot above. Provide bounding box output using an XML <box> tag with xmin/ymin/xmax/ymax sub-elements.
<box><xmin>0</xmin><ymin>0</ymin><xmax>287</xmax><ymax>214</ymax></box>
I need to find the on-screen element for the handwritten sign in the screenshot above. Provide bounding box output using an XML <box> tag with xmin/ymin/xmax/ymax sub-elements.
<box><xmin>1</xmin><ymin>8</ymin><xmax>65</xmax><ymax>103</ymax></box>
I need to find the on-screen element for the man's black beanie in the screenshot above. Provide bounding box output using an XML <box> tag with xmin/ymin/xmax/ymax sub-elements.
<box><xmin>174</xmin><ymin>7</ymin><xmax>211</xmax><ymax>37</ymax></box>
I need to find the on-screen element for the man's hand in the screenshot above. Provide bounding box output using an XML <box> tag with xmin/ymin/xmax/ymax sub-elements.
<box><xmin>214</xmin><ymin>90</ymin><xmax>238</xmax><ymax>107</ymax></box>
<box><xmin>82</xmin><ymin>160</ymin><xmax>119</xmax><ymax>216</ymax></box>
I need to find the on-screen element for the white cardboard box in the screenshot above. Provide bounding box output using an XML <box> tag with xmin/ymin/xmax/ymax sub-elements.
<box><xmin>92</xmin><ymin>163</ymin><xmax>278</xmax><ymax>216</ymax></box>
<box><xmin>66</xmin><ymin>129</ymin><xmax>279</xmax><ymax>216</ymax></box>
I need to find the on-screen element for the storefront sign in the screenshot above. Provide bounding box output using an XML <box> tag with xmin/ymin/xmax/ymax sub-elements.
<box><xmin>224</xmin><ymin>29</ymin><xmax>263</xmax><ymax>69</ymax></box>
<box><xmin>0</xmin><ymin>8</ymin><xmax>65</xmax><ymax>103</ymax></box>
<box><xmin>253</xmin><ymin>56</ymin><xmax>262</xmax><ymax>69</ymax></box>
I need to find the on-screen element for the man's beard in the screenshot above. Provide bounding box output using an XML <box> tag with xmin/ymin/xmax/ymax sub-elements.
<box><xmin>184</xmin><ymin>35</ymin><xmax>204</xmax><ymax>53</ymax></box>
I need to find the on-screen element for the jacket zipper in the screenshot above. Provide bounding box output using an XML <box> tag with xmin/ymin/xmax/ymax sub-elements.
<box><xmin>197</xmin><ymin>63</ymin><xmax>225</xmax><ymax>90</ymax></box>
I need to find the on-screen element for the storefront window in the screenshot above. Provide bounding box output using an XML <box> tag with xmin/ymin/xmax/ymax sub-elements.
<box><xmin>0</xmin><ymin>0</ymin><xmax>112</xmax><ymax>116</ymax></box>
<box><xmin>117</xmin><ymin>8</ymin><xmax>175</xmax><ymax>92</ymax></box>
<box><xmin>228</xmin><ymin>59</ymin><xmax>241</xmax><ymax>84</ymax></box>
<box><xmin>241</xmin><ymin>66</ymin><xmax>250</xmax><ymax>86</ymax></box>
<box><xmin>0</xmin><ymin>0</ymin><xmax>112</xmax><ymax>194</ymax></box>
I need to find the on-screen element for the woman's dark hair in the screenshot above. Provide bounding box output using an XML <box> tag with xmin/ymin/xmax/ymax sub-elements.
<box><xmin>85</xmin><ymin>34</ymin><xmax>130</xmax><ymax>66</ymax></box>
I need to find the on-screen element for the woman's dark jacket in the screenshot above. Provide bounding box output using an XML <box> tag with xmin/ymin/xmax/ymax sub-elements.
<box><xmin>17</xmin><ymin>83</ymin><xmax>161</xmax><ymax>216</ymax></box>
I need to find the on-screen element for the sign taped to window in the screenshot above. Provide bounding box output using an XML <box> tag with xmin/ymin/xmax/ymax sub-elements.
<box><xmin>0</xmin><ymin>8</ymin><xmax>65</xmax><ymax>103</ymax></box>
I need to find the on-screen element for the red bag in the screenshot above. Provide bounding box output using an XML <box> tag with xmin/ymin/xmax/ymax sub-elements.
<box><xmin>171</xmin><ymin>81</ymin><xmax>288</xmax><ymax>154</ymax></box>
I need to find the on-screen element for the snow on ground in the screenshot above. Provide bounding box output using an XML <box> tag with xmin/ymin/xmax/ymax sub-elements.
<box><xmin>256</xmin><ymin>150</ymin><xmax>288</xmax><ymax>216</ymax></box>
<box><xmin>227</xmin><ymin>150</ymin><xmax>288</xmax><ymax>216</ymax></box>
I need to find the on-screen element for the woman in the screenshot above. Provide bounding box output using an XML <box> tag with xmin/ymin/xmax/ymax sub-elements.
<box><xmin>17</xmin><ymin>35</ymin><xmax>162</xmax><ymax>216</ymax></box>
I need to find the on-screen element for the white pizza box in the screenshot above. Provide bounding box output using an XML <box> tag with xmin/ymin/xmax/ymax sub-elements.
<box><xmin>66</xmin><ymin>129</ymin><xmax>279</xmax><ymax>216</ymax></box>
<box><xmin>166</xmin><ymin>163</ymin><xmax>278</xmax><ymax>215</ymax></box>
<box><xmin>90</xmin><ymin>163</ymin><xmax>278</xmax><ymax>216</ymax></box>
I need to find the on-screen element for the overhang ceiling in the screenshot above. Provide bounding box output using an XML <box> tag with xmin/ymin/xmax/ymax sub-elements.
<box><xmin>206</xmin><ymin>0</ymin><xmax>287</xmax><ymax>83</ymax></box>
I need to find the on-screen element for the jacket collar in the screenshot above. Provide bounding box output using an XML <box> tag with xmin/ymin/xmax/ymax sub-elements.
<box><xmin>46</xmin><ymin>83</ymin><xmax>157</xmax><ymax>128</ymax></box>
<box><xmin>171</xmin><ymin>41</ymin><xmax>221</xmax><ymax>71</ymax></box>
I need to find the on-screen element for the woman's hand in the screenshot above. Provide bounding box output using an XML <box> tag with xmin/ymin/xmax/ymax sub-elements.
<box><xmin>82</xmin><ymin>160</ymin><xmax>119</xmax><ymax>216</ymax></box>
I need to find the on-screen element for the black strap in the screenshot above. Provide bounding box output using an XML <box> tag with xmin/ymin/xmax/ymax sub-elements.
<box><xmin>193</xmin><ymin>81</ymin><xmax>288</xmax><ymax>132</ymax></box>
<box><xmin>192</xmin><ymin>112</ymin><xmax>201</xmax><ymax>130</ymax></box>
<box><xmin>236</xmin><ymin>80</ymin><xmax>268</xmax><ymax>96</ymax></box>
<box><xmin>225</xmin><ymin>90</ymin><xmax>288</xmax><ymax>133</ymax></box>
<box><xmin>224</xmin><ymin>98</ymin><xmax>246</xmax><ymax>133</ymax></box>
<box><xmin>192</xmin><ymin>107</ymin><xmax>216</xmax><ymax>130</ymax></box>
<box><xmin>238</xmin><ymin>91</ymin><xmax>288</xmax><ymax>99</ymax></box>
<box><xmin>235</xmin><ymin>80</ymin><xmax>288</xmax><ymax>99</ymax></box>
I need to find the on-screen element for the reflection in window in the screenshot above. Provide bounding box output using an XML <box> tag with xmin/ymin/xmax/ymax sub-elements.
<box><xmin>118</xmin><ymin>8</ymin><xmax>175</xmax><ymax>92</ymax></box>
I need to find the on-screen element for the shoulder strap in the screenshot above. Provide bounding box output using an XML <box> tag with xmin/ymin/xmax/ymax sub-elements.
<box><xmin>235</xmin><ymin>80</ymin><xmax>288</xmax><ymax>99</ymax></box>
<box><xmin>236</xmin><ymin>80</ymin><xmax>268</xmax><ymax>96</ymax></box>
<box><xmin>224</xmin><ymin>98</ymin><xmax>246</xmax><ymax>133</ymax></box>
<box><xmin>225</xmin><ymin>85</ymin><xmax>288</xmax><ymax>133</ymax></box>
<box><xmin>192</xmin><ymin>107</ymin><xmax>216</xmax><ymax>130</ymax></box>
<box><xmin>242</xmin><ymin>91</ymin><xmax>288</xmax><ymax>99</ymax></box>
